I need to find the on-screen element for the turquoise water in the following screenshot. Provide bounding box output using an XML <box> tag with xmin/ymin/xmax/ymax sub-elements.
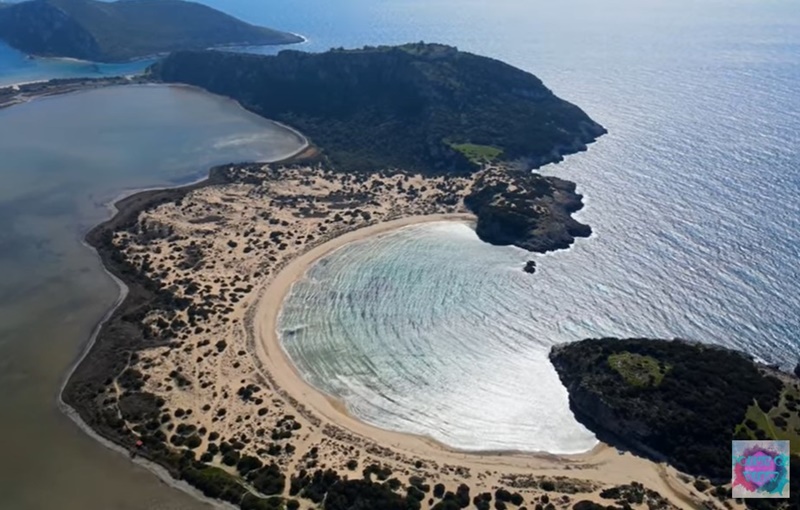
<box><xmin>280</xmin><ymin>222</ymin><xmax>598</xmax><ymax>453</ymax></box>
<box><xmin>1</xmin><ymin>0</ymin><xmax>799</xmax><ymax>505</ymax></box>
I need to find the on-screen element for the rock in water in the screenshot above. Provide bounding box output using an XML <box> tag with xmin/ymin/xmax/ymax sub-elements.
<box><xmin>794</xmin><ymin>362</ymin><xmax>800</xmax><ymax>379</ymax></box>
<box><xmin>523</xmin><ymin>260</ymin><xmax>537</xmax><ymax>274</ymax></box>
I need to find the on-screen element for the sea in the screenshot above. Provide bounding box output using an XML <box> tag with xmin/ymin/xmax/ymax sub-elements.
<box><xmin>1</xmin><ymin>0</ymin><xmax>798</xmax><ymax>507</ymax></box>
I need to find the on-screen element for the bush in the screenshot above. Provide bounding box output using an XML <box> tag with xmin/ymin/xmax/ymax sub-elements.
<box><xmin>222</xmin><ymin>451</ymin><xmax>240</xmax><ymax>466</ymax></box>
<box><xmin>180</xmin><ymin>465</ymin><xmax>246</xmax><ymax>504</ymax></box>
<box><xmin>185</xmin><ymin>435</ymin><xmax>202</xmax><ymax>449</ymax></box>
<box><xmin>249</xmin><ymin>463</ymin><xmax>286</xmax><ymax>496</ymax></box>
<box><xmin>237</xmin><ymin>455</ymin><xmax>264</xmax><ymax>476</ymax></box>
<box><xmin>324</xmin><ymin>479</ymin><xmax>418</xmax><ymax>510</ymax></box>
<box><xmin>240</xmin><ymin>494</ymin><xmax>284</xmax><ymax>510</ymax></box>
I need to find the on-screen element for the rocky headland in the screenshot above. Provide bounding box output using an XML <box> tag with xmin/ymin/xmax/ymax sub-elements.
<box><xmin>550</xmin><ymin>338</ymin><xmax>799</xmax><ymax>509</ymax></box>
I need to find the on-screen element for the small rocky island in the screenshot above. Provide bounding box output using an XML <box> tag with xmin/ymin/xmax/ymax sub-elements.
<box><xmin>0</xmin><ymin>0</ymin><xmax>302</xmax><ymax>62</ymax></box>
<box><xmin>550</xmin><ymin>338</ymin><xmax>799</xmax><ymax>508</ymax></box>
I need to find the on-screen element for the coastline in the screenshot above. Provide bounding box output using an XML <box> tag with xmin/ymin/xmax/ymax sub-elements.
<box><xmin>48</xmin><ymin>79</ymin><xmax>709</xmax><ymax>509</ymax></box>
<box><xmin>241</xmin><ymin>213</ymin><xmax>706</xmax><ymax>510</ymax></box>
<box><xmin>57</xmin><ymin>157</ymin><xmax>710</xmax><ymax>510</ymax></box>
<box><xmin>56</xmin><ymin>127</ymin><xmax>311</xmax><ymax>510</ymax></box>
<box><xmin>251</xmin><ymin>213</ymin><xmax>605</xmax><ymax>457</ymax></box>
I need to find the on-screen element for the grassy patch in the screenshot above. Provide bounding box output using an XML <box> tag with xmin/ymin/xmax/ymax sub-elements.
<box><xmin>736</xmin><ymin>385</ymin><xmax>800</xmax><ymax>454</ymax></box>
<box><xmin>449</xmin><ymin>142</ymin><xmax>504</xmax><ymax>163</ymax></box>
<box><xmin>607</xmin><ymin>352</ymin><xmax>670</xmax><ymax>387</ymax></box>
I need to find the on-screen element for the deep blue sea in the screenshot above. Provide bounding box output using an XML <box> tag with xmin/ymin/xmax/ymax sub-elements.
<box><xmin>1</xmin><ymin>0</ymin><xmax>799</xmax><ymax>498</ymax></box>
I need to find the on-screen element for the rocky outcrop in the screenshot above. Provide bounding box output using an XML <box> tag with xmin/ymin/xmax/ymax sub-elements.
<box><xmin>549</xmin><ymin>338</ymin><xmax>786</xmax><ymax>482</ymax></box>
<box><xmin>465</xmin><ymin>171</ymin><xmax>591</xmax><ymax>253</ymax></box>
<box><xmin>523</xmin><ymin>261</ymin><xmax>537</xmax><ymax>274</ymax></box>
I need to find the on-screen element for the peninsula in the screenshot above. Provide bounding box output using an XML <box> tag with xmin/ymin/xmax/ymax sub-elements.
<box><xmin>60</xmin><ymin>44</ymin><xmax>734</xmax><ymax>510</ymax></box>
<box><xmin>551</xmin><ymin>338</ymin><xmax>799</xmax><ymax>509</ymax></box>
<box><xmin>0</xmin><ymin>0</ymin><xmax>302</xmax><ymax>62</ymax></box>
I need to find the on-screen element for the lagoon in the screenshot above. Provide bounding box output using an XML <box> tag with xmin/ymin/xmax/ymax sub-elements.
<box><xmin>0</xmin><ymin>84</ymin><xmax>304</xmax><ymax>509</ymax></box>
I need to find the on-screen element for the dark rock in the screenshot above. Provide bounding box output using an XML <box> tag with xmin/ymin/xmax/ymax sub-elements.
<box><xmin>523</xmin><ymin>261</ymin><xmax>537</xmax><ymax>274</ymax></box>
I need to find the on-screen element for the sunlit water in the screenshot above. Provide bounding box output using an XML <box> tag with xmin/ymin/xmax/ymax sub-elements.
<box><xmin>277</xmin><ymin>0</ymin><xmax>800</xmax><ymax>453</ymax></box>
<box><xmin>280</xmin><ymin>222</ymin><xmax>598</xmax><ymax>453</ymax></box>
<box><xmin>0</xmin><ymin>0</ymin><xmax>798</xmax><ymax>506</ymax></box>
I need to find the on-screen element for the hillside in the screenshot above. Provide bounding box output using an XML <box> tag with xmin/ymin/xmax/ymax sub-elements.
<box><xmin>0</xmin><ymin>0</ymin><xmax>302</xmax><ymax>62</ymax></box>
<box><xmin>550</xmin><ymin>338</ymin><xmax>799</xmax><ymax>486</ymax></box>
<box><xmin>147</xmin><ymin>43</ymin><xmax>606</xmax><ymax>174</ymax></box>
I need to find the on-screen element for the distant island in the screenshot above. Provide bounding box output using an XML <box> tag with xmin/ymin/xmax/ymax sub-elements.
<box><xmin>551</xmin><ymin>338</ymin><xmax>799</xmax><ymax>508</ymax></box>
<box><xmin>55</xmin><ymin>44</ymin><xmax>753</xmax><ymax>510</ymax></box>
<box><xmin>0</xmin><ymin>0</ymin><xmax>302</xmax><ymax>62</ymax></box>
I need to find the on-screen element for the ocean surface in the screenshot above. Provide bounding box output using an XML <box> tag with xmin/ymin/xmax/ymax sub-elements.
<box><xmin>276</xmin><ymin>0</ymin><xmax>800</xmax><ymax>453</ymax></box>
<box><xmin>1</xmin><ymin>0</ymin><xmax>799</xmax><ymax>507</ymax></box>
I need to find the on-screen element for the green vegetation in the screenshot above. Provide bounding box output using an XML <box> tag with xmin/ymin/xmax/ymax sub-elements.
<box><xmin>148</xmin><ymin>43</ymin><xmax>605</xmax><ymax>174</ymax></box>
<box><xmin>550</xmin><ymin>338</ymin><xmax>785</xmax><ymax>481</ymax></box>
<box><xmin>0</xmin><ymin>0</ymin><xmax>302</xmax><ymax>62</ymax></box>
<box><xmin>448</xmin><ymin>142</ymin><xmax>503</xmax><ymax>164</ymax></box>
<box><xmin>180</xmin><ymin>464</ymin><xmax>248</xmax><ymax>504</ymax></box>
<box><xmin>734</xmin><ymin>385</ymin><xmax>800</xmax><ymax>454</ymax></box>
<box><xmin>607</xmin><ymin>352</ymin><xmax>670</xmax><ymax>387</ymax></box>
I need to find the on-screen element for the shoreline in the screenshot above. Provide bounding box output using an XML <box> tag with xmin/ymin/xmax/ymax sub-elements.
<box><xmin>239</xmin><ymin>212</ymin><xmax>705</xmax><ymax>510</ymax></box>
<box><xmin>56</xmin><ymin>126</ymin><xmax>311</xmax><ymax>510</ymax></box>
<box><xmin>251</xmin><ymin>213</ymin><xmax>604</xmax><ymax>459</ymax></box>
<box><xmin>251</xmin><ymin>214</ymin><xmax>606</xmax><ymax>459</ymax></box>
<box><xmin>50</xmin><ymin>100</ymin><xmax>708</xmax><ymax>510</ymax></box>
<box><xmin>58</xmin><ymin>159</ymin><xmax>708</xmax><ymax>510</ymax></box>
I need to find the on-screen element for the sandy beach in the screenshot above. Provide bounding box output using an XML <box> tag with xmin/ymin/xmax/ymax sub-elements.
<box><xmin>250</xmin><ymin>216</ymin><xmax>713</xmax><ymax>510</ymax></box>
<box><xmin>62</xmin><ymin>158</ymin><xmax>727</xmax><ymax>510</ymax></box>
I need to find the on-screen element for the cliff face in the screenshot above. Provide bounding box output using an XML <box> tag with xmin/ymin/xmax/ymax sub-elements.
<box><xmin>0</xmin><ymin>0</ymin><xmax>302</xmax><ymax>62</ymax></box>
<box><xmin>147</xmin><ymin>44</ymin><xmax>607</xmax><ymax>174</ymax></box>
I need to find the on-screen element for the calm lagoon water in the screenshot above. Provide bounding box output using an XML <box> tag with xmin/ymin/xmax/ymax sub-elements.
<box><xmin>0</xmin><ymin>85</ymin><xmax>303</xmax><ymax>509</ymax></box>
<box><xmin>1</xmin><ymin>0</ymin><xmax>799</xmax><ymax>507</ymax></box>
